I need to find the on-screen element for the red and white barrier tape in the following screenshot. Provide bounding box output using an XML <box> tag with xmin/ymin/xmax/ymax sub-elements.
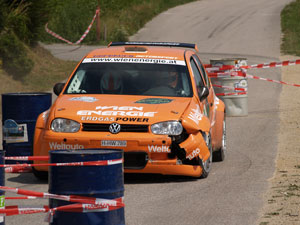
<box><xmin>5</xmin><ymin>156</ymin><xmax>49</xmax><ymax>161</ymax></box>
<box><xmin>5</xmin><ymin>196</ymin><xmax>37</xmax><ymax>200</ymax></box>
<box><xmin>206</xmin><ymin>59</ymin><xmax>300</xmax><ymax>71</ymax></box>
<box><xmin>216</xmin><ymin>92</ymin><xmax>247</xmax><ymax>96</ymax></box>
<box><xmin>0</xmin><ymin>186</ymin><xmax>124</xmax><ymax>208</ymax></box>
<box><xmin>1</xmin><ymin>205</ymin><xmax>49</xmax><ymax>216</ymax></box>
<box><xmin>5</xmin><ymin>166</ymin><xmax>32</xmax><ymax>173</ymax></box>
<box><xmin>246</xmin><ymin>74</ymin><xmax>300</xmax><ymax>87</ymax></box>
<box><xmin>212</xmin><ymin>84</ymin><xmax>247</xmax><ymax>92</ymax></box>
<box><xmin>244</xmin><ymin>59</ymin><xmax>300</xmax><ymax>69</ymax></box>
<box><xmin>0</xmin><ymin>202</ymin><xmax>123</xmax><ymax>217</ymax></box>
<box><xmin>205</xmin><ymin>65</ymin><xmax>235</xmax><ymax>72</ymax></box>
<box><xmin>45</xmin><ymin>9</ymin><xmax>100</xmax><ymax>45</ymax></box>
<box><xmin>209</xmin><ymin>70</ymin><xmax>300</xmax><ymax>88</ymax></box>
<box><xmin>0</xmin><ymin>158</ymin><xmax>122</xmax><ymax>169</ymax></box>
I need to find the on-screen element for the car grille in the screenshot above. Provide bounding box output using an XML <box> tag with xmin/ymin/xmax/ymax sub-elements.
<box><xmin>82</xmin><ymin>123</ymin><xmax>149</xmax><ymax>132</ymax></box>
<box><xmin>124</xmin><ymin>152</ymin><xmax>148</xmax><ymax>169</ymax></box>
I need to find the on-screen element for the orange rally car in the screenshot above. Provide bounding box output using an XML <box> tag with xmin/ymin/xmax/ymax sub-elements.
<box><xmin>33</xmin><ymin>42</ymin><xmax>226</xmax><ymax>179</ymax></box>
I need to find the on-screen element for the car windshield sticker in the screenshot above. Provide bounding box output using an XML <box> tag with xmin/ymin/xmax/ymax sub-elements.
<box><xmin>93</xmin><ymin>54</ymin><xmax>134</xmax><ymax>58</ymax></box>
<box><xmin>135</xmin><ymin>55</ymin><xmax>178</xmax><ymax>60</ymax></box>
<box><xmin>135</xmin><ymin>98</ymin><xmax>173</xmax><ymax>104</ymax></box>
<box><xmin>69</xmin><ymin>97</ymin><xmax>98</xmax><ymax>102</ymax></box>
<box><xmin>83</xmin><ymin>57</ymin><xmax>186</xmax><ymax>65</ymax></box>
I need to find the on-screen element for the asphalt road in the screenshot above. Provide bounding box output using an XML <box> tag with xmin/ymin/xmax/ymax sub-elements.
<box><xmin>3</xmin><ymin>0</ymin><xmax>294</xmax><ymax>224</ymax></box>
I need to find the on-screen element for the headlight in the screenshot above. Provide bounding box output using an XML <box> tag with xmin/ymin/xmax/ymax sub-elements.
<box><xmin>51</xmin><ymin>118</ymin><xmax>80</xmax><ymax>133</ymax></box>
<box><xmin>151</xmin><ymin>121</ymin><xmax>183</xmax><ymax>135</ymax></box>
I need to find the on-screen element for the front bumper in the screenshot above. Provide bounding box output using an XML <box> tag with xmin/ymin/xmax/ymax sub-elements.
<box><xmin>34</xmin><ymin>130</ymin><xmax>206</xmax><ymax>177</ymax></box>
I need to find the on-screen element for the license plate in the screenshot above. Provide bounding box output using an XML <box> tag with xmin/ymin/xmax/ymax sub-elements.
<box><xmin>101</xmin><ymin>140</ymin><xmax>127</xmax><ymax>147</ymax></box>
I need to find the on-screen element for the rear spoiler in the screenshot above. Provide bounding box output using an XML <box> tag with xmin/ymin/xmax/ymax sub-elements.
<box><xmin>108</xmin><ymin>41</ymin><xmax>198</xmax><ymax>51</ymax></box>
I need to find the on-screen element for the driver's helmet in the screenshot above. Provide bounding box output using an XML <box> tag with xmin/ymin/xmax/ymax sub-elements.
<box><xmin>158</xmin><ymin>69</ymin><xmax>179</xmax><ymax>88</ymax></box>
<box><xmin>100</xmin><ymin>72</ymin><xmax>123</xmax><ymax>94</ymax></box>
<box><xmin>168</xmin><ymin>70</ymin><xmax>179</xmax><ymax>88</ymax></box>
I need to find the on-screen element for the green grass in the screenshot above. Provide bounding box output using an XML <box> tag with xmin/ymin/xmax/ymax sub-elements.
<box><xmin>281</xmin><ymin>0</ymin><xmax>300</xmax><ymax>55</ymax></box>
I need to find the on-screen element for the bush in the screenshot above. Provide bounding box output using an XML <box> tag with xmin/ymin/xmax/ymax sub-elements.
<box><xmin>4</xmin><ymin>0</ymin><xmax>50</xmax><ymax>46</ymax></box>
<box><xmin>110</xmin><ymin>26</ymin><xmax>129</xmax><ymax>42</ymax></box>
<box><xmin>0</xmin><ymin>31</ymin><xmax>34</xmax><ymax>79</ymax></box>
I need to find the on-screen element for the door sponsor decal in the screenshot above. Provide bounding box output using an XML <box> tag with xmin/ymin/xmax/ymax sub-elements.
<box><xmin>188</xmin><ymin>104</ymin><xmax>203</xmax><ymax>125</ymax></box>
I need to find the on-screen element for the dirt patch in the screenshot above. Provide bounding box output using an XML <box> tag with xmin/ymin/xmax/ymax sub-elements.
<box><xmin>258</xmin><ymin>55</ymin><xmax>300</xmax><ymax>225</ymax></box>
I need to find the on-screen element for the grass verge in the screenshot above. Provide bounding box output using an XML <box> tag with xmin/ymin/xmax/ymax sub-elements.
<box><xmin>0</xmin><ymin>45</ymin><xmax>77</xmax><ymax>113</ymax></box>
<box><xmin>281</xmin><ymin>0</ymin><xmax>300</xmax><ymax>56</ymax></box>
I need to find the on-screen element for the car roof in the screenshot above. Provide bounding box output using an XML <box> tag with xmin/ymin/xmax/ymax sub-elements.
<box><xmin>85</xmin><ymin>42</ymin><xmax>198</xmax><ymax>61</ymax></box>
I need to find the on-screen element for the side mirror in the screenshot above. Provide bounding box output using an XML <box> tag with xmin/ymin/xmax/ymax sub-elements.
<box><xmin>53</xmin><ymin>83</ymin><xmax>65</xmax><ymax>96</ymax></box>
<box><xmin>198</xmin><ymin>86</ymin><xmax>209</xmax><ymax>102</ymax></box>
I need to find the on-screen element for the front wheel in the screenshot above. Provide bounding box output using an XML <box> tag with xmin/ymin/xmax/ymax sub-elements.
<box><xmin>200</xmin><ymin>132</ymin><xmax>212</xmax><ymax>178</ymax></box>
<box><xmin>213</xmin><ymin>117</ymin><xmax>226</xmax><ymax>162</ymax></box>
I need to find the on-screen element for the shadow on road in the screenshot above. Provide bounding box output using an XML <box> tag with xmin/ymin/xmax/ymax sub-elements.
<box><xmin>124</xmin><ymin>173</ymin><xmax>198</xmax><ymax>184</ymax></box>
<box><xmin>6</xmin><ymin>173</ymin><xmax>47</xmax><ymax>185</ymax></box>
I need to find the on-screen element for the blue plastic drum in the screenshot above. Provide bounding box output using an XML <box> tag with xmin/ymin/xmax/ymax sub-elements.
<box><xmin>49</xmin><ymin>149</ymin><xmax>125</xmax><ymax>225</ymax></box>
<box><xmin>1</xmin><ymin>93</ymin><xmax>52</xmax><ymax>163</ymax></box>
<box><xmin>0</xmin><ymin>151</ymin><xmax>5</xmax><ymax>225</ymax></box>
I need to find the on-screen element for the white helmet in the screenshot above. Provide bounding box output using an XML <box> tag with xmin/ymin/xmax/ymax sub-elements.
<box><xmin>100</xmin><ymin>72</ymin><xmax>123</xmax><ymax>94</ymax></box>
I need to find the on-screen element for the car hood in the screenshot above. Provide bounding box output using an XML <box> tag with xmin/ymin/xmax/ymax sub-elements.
<box><xmin>53</xmin><ymin>95</ymin><xmax>192</xmax><ymax>124</ymax></box>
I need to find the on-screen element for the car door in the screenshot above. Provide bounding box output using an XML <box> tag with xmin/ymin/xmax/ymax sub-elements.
<box><xmin>192</xmin><ymin>54</ymin><xmax>220</xmax><ymax>146</ymax></box>
<box><xmin>189</xmin><ymin>56</ymin><xmax>210</xmax><ymax>118</ymax></box>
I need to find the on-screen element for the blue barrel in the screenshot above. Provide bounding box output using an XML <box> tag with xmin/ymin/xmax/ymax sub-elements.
<box><xmin>1</xmin><ymin>93</ymin><xmax>52</xmax><ymax>164</ymax></box>
<box><xmin>49</xmin><ymin>149</ymin><xmax>125</xmax><ymax>225</ymax></box>
<box><xmin>0</xmin><ymin>151</ymin><xmax>5</xmax><ymax>225</ymax></box>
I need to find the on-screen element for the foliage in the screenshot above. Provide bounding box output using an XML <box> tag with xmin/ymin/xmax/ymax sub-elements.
<box><xmin>281</xmin><ymin>0</ymin><xmax>300</xmax><ymax>56</ymax></box>
<box><xmin>0</xmin><ymin>31</ymin><xmax>34</xmax><ymax>79</ymax></box>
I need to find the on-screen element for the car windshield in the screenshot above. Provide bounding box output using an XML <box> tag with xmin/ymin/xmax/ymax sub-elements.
<box><xmin>64</xmin><ymin>62</ymin><xmax>193</xmax><ymax>97</ymax></box>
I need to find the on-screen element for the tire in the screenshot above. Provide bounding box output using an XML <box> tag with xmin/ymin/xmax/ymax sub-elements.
<box><xmin>213</xmin><ymin>117</ymin><xmax>226</xmax><ymax>162</ymax></box>
<box><xmin>32</xmin><ymin>167</ymin><xmax>48</xmax><ymax>180</ymax></box>
<box><xmin>200</xmin><ymin>132</ymin><xmax>212</xmax><ymax>178</ymax></box>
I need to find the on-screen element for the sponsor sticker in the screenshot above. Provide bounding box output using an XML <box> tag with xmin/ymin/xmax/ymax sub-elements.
<box><xmin>3</xmin><ymin>120</ymin><xmax>28</xmax><ymax>143</ymax></box>
<box><xmin>186</xmin><ymin>148</ymin><xmax>201</xmax><ymax>160</ymax></box>
<box><xmin>69</xmin><ymin>97</ymin><xmax>98</xmax><ymax>102</ymax></box>
<box><xmin>78</xmin><ymin>105</ymin><xmax>157</xmax><ymax>117</ymax></box>
<box><xmin>234</xmin><ymin>79</ymin><xmax>248</xmax><ymax>92</ymax></box>
<box><xmin>148</xmin><ymin>145</ymin><xmax>170</xmax><ymax>153</ymax></box>
<box><xmin>101</xmin><ymin>140</ymin><xmax>127</xmax><ymax>147</ymax></box>
<box><xmin>135</xmin><ymin>98</ymin><xmax>173</xmax><ymax>104</ymax></box>
<box><xmin>49</xmin><ymin>142</ymin><xmax>85</xmax><ymax>150</ymax></box>
<box><xmin>0</xmin><ymin>195</ymin><xmax>4</xmax><ymax>222</ymax></box>
<box><xmin>81</xmin><ymin>116</ymin><xmax>114</xmax><ymax>122</ymax></box>
<box><xmin>188</xmin><ymin>104</ymin><xmax>203</xmax><ymax>125</ymax></box>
